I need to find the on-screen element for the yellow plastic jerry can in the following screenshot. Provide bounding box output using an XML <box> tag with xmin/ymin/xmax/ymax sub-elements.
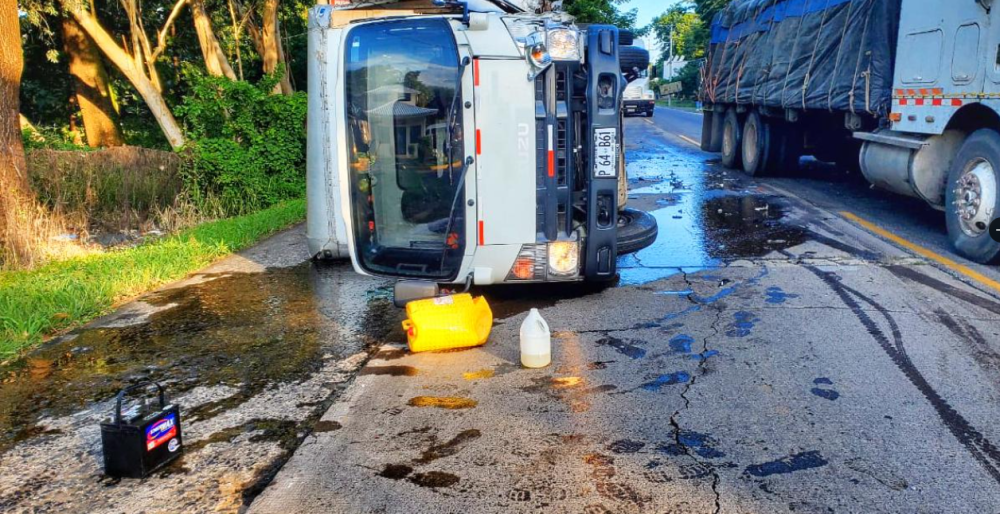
<box><xmin>401</xmin><ymin>294</ymin><xmax>493</xmax><ymax>353</ymax></box>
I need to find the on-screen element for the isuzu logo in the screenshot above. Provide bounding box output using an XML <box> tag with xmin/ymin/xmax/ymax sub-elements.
<box><xmin>517</xmin><ymin>123</ymin><xmax>531</xmax><ymax>158</ymax></box>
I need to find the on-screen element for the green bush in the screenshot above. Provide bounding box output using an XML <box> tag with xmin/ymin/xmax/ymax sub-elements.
<box><xmin>177</xmin><ymin>71</ymin><xmax>307</xmax><ymax>216</ymax></box>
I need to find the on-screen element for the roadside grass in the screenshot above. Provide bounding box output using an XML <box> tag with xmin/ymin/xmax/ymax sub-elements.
<box><xmin>657</xmin><ymin>98</ymin><xmax>701</xmax><ymax>113</ymax></box>
<box><xmin>0</xmin><ymin>199</ymin><xmax>306</xmax><ymax>358</ymax></box>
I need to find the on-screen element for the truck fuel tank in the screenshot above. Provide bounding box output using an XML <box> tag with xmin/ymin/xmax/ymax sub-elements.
<box><xmin>857</xmin><ymin>129</ymin><xmax>965</xmax><ymax>211</ymax></box>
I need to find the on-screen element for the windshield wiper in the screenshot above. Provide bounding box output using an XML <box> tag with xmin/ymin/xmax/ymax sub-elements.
<box><xmin>438</xmin><ymin>57</ymin><xmax>473</xmax><ymax>272</ymax></box>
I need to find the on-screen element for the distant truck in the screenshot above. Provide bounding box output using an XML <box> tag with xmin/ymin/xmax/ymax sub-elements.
<box><xmin>623</xmin><ymin>77</ymin><xmax>656</xmax><ymax>117</ymax></box>
<box><xmin>700</xmin><ymin>0</ymin><xmax>1000</xmax><ymax>264</ymax></box>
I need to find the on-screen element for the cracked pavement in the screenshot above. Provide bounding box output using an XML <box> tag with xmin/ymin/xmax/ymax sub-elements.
<box><xmin>249</xmin><ymin>116</ymin><xmax>1000</xmax><ymax>512</ymax></box>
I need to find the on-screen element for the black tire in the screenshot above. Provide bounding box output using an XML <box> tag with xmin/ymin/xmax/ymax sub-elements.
<box><xmin>576</xmin><ymin>25</ymin><xmax>634</xmax><ymax>46</ymax></box>
<box><xmin>741</xmin><ymin>110</ymin><xmax>772</xmax><ymax>177</ymax></box>
<box><xmin>618</xmin><ymin>29</ymin><xmax>635</xmax><ymax>46</ymax></box>
<box><xmin>945</xmin><ymin>129</ymin><xmax>1000</xmax><ymax>264</ymax></box>
<box><xmin>721</xmin><ymin>109</ymin><xmax>743</xmax><ymax>169</ymax></box>
<box><xmin>620</xmin><ymin>46</ymin><xmax>650</xmax><ymax>74</ymax></box>
<box><xmin>617</xmin><ymin>208</ymin><xmax>658</xmax><ymax>255</ymax></box>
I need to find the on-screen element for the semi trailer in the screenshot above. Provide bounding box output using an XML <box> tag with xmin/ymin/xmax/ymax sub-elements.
<box><xmin>700</xmin><ymin>0</ymin><xmax>1000</xmax><ymax>264</ymax></box>
<box><xmin>305</xmin><ymin>0</ymin><xmax>657</xmax><ymax>302</ymax></box>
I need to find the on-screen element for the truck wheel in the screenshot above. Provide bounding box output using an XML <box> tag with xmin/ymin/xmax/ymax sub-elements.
<box><xmin>617</xmin><ymin>208</ymin><xmax>658</xmax><ymax>255</ymax></box>
<box><xmin>945</xmin><ymin>129</ymin><xmax>1000</xmax><ymax>264</ymax></box>
<box><xmin>721</xmin><ymin>109</ymin><xmax>743</xmax><ymax>169</ymax></box>
<box><xmin>742</xmin><ymin>111</ymin><xmax>773</xmax><ymax>177</ymax></box>
<box><xmin>618</xmin><ymin>29</ymin><xmax>635</xmax><ymax>46</ymax></box>
<box><xmin>620</xmin><ymin>46</ymin><xmax>650</xmax><ymax>75</ymax></box>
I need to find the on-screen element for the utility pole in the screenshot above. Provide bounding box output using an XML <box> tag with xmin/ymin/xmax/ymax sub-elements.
<box><xmin>667</xmin><ymin>26</ymin><xmax>674</xmax><ymax>107</ymax></box>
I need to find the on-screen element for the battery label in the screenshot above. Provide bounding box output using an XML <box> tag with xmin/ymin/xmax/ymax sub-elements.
<box><xmin>146</xmin><ymin>413</ymin><xmax>178</xmax><ymax>451</ymax></box>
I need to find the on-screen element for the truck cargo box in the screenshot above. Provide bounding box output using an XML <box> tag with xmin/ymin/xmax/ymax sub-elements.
<box><xmin>704</xmin><ymin>0</ymin><xmax>902</xmax><ymax>116</ymax></box>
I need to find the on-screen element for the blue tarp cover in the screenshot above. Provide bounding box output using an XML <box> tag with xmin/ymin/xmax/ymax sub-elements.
<box><xmin>703</xmin><ymin>0</ymin><xmax>902</xmax><ymax>116</ymax></box>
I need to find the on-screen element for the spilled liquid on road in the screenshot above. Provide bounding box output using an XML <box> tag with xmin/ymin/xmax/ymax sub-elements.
<box><xmin>619</xmin><ymin>136</ymin><xmax>808</xmax><ymax>285</ymax></box>
<box><xmin>0</xmin><ymin>262</ymin><xmax>398</xmax><ymax>454</ymax></box>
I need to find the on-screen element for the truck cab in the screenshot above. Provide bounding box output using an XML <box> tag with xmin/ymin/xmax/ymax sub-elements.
<box><xmin>306</xmin><ymin>1</ymin><xmax>656</xmax><ymax>292</ymax></box>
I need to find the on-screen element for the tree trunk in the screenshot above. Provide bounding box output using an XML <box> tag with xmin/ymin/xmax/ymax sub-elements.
<box><xmin>64</xmin><ymin>2</ymin><xmax>186</xmax><ymax>149</ymax></box>
<box><xmin>1</xmin><ymin>0</ymin><xmax>50</xmax><ymax>267</ymax></box>
<box><xmin>61</xmin><ymin>16</ymin><xmax>124</xmax><ymax>147</ymax></box>
<box><xmin>261</xmin><ymin>0</ymin><xmax>293</xmax><ymax>95</ymax></box>
<box><xmin>191</xmin><ymin>0</ymin><xmax>237</xmax><ymax>79</ymax></box>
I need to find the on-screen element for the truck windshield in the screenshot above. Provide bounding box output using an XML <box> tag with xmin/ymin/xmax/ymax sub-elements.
<box><xmin>345</xmin><ymin>19</ymin><xmax>465</xmax><ymax>280</ymax></box>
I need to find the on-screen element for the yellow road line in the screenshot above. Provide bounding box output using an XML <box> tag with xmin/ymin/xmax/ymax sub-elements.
<box><xmin>678</xmin><ymin>134</ymin><xmax>701</xmax><ymax>148</ymax></box>
<box><xmin>840</xmin><ymin>211</ymin><xmax>1000</xmax><ymax>294</ymax></box>
<box><xmin>639</xmin><ymin>118</ymin><xmax>702</xmax><ymax>148</ymax></box>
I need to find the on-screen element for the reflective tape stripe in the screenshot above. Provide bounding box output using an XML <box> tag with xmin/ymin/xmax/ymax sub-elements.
<box><xmin>473</xmin><ymin>58</ymin><xmax>480</xmax><ymax>87</ymax></box>
<box><xmin>478</xmin><ymin>221</ymin><xmax>485</xmax><ymax>246</ymax></box>
<box><xmin>547</xmin><ymin>125</ymin><xmax>555</xmax><ymax>178</ymax></box>
<box><xmin>476</xmin><ymin>129</ymin><xmax>482</xmax><ymax>155</ymax></box>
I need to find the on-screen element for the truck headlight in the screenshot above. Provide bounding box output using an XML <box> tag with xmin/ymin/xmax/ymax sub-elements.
<box><xmin>548</xmin><ymin>241</ymin><xmax>580</xmax><ymax>276</ymax></box>
<box><xmin>505</xmin><ymin>242</ymin><xmax>580</xmax><ymax>281</ymax></box>
<box><xmin>546</xmin><ymin>28</ymin><xmax>581</xmax><ymax>61</ymax></box>
<box><xmin>525</xmin><ymin>32</ymin><xmax>552</xmax><ymax>69</ymax></box>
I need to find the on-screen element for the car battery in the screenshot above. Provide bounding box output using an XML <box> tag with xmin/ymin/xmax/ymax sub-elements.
<box><xmin>100</xmin><ymin>381</ymin><xmax>183</xmax><ymax>478</ymax></box>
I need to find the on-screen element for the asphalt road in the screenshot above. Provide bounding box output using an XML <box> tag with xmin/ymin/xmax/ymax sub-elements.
<box><xmin>645</xmin><ymin>107</ymin><xmax>1000</xmax><ymax>287</ymax></box>
<box><xmin>4</xmin><ymin>110</ymin><xmax>1000</xmax><ymax>513</ymax></box>
<box><xmin>250</xmin><ymin>113</ymin><xmax>1000</xmax><ymax>512</ymax></box>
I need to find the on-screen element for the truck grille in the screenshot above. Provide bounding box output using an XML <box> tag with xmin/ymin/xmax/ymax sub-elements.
<box><xmin>535</xmin><ymin>64</ymin><xmax>578</xmax><ymax>241</ymax></box>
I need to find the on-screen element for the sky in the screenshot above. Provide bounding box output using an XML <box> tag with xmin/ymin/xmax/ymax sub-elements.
<box><xmin>621</xmin><ymin>0</ymin><xmax>685</xmax><ymax>61</ymax></box>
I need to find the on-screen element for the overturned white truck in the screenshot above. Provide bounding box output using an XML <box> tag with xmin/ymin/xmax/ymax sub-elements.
<box><xmin>306</xmin><ymin>0</ymin><xmax>656</xmax><ymax>301</ymax></box>
<box><xmin>701</xmin><ymin>0</ymin><xmax>1000</xmax><ymax>264</ymax></box>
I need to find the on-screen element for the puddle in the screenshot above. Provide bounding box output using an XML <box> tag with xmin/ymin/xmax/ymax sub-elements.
<box><xmin>619</xmin><ymin>135</ymin><xmax>808</xmax><ymax>285</ymax></box>
<box><xmin>462</xmin><ymin>369</ymin><xmax>495</xmax><ymax>380</ymax></box>
<box><xmin>360</xmin><ymin>366</ymin><xmax>419</xmax><ymax>377</ymax></box>
<box><xmin>619</xmin><ymin>194</ymin><xmax>807</xmax><ymax>285</ymax></box>
<box><xmin>407</xmin><ymin>396</ymin><xmax>478</xmax><ymax>409</ymax></box>
<box><xmin>0</xmin><ymin>262</ymin><xmax>397</xmax><ymax>454</ymax></box>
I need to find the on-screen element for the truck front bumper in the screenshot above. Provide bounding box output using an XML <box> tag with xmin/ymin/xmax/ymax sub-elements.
<box><xmin>624</xmin><ymin>100</ymin><xmax>655</xmax><ymax>116</ymax></box>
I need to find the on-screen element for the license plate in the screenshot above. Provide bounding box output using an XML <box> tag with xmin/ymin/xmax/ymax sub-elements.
<box><xmin>593</xmin><ymin>128</ymin><xmax>617</xmax><ymax>178</ymax></box>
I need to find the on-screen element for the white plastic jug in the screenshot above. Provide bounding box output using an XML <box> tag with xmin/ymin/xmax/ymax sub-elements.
<box><xmin>520</xmin><ymin>308</ymin><xmax>551</xmax><ymax>368</ymax></box>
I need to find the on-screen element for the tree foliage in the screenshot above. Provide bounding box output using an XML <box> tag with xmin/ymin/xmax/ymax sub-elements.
<box><xmin>563</xmin><ymin>0</ymin><xmax>638</xmax><ymax>31</ymax></box>
<box><xmin>650</xmin><ymin>3</ymin><xmax>707</xmax><ymax>61</ymax></box>
<box><xmin>177</xmin><ymin>71</ymin><xmax>306</xmax><ymax>216</ymax></box>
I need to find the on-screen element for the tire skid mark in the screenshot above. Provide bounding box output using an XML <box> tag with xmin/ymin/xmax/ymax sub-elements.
<box><xmin>807</xmin><ymin>266</ymin><xmax>1000</xmax><ymax>485</ymax></box>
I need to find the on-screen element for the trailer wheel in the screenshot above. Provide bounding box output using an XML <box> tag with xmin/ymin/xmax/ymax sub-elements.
<box><xmin>721</xmin><ymin>109</ymin><xmax>743</xmax><ymax>169</ymax></box>
<box><xmin>945</xmin><ymin>129</ymin><xmax>1000</xmax><ymax>264</ymax></box>
<box><xmin>617</xmin><ymin>208</ymin><xmax>658</xmax><ymax>255</ymax></box>
<box><xmin>741</xmin><ymin>111</ymin><xmax>773</xmax><ymax>176</ymax></box>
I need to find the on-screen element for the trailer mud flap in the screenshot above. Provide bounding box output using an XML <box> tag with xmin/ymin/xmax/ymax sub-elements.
<box><xmin>584</xmin><ymin>25</ymin><xmax>622</xmax><ymax>280</ymax></box>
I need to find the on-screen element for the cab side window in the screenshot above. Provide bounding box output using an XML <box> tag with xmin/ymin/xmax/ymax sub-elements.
<box><xmin>952</xmin><ymin>23</ymin><xmax>980</xmax><ymax>84</ymax></box>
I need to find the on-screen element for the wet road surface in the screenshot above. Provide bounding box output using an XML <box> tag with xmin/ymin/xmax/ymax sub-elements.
<box><xmin>4</xmin><ymin>115</ymin><xmax>1000</xmax><ymax>513</ymax></box>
